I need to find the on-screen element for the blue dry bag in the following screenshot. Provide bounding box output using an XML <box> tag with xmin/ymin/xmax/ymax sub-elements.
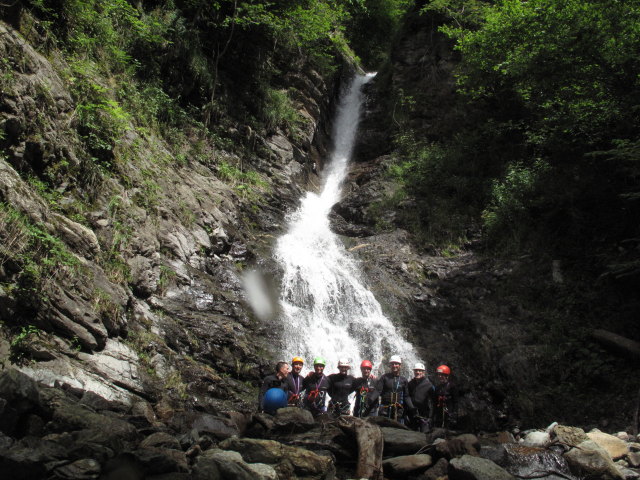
<box><xmin>263</xmin><ymin>388</ymin><xmax>288</xmax><ymax>414</ymax></box>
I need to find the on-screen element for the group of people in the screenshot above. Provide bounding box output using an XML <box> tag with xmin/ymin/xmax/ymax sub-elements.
<box><xmin>258</xmin><ymin>355</ymin><xmax>458</xmax><ymax>432</ymax></box>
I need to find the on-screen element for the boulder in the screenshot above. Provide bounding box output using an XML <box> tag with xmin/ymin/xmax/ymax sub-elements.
<box><xmin>564</xmin><ymin>440</ymin><xmax>624</xmax><ymax>480</ymax></box>
<box><xmin>380</xmin><ymin>427</ymin><xmax>427</xmax><ymax>455</ymax></box>
<box><xmin>382</xmin><ymin>454</ymin><xmax>432</xmax><ymax>477</ymax></box>
<box><xmin>245</xmin><ymin>462</ymin><xmax>278</xmax><ymax>480</ymax></box>
<box><xmin>192</xmin><ymin>449</ymin><xmax>254</xmax><ymax>480</ymax></box>
<box><xmin>449</xmin><ymin>454</ymin><xmax>515</xmax><ymax>480</ymax></box>
<box><xmin>628</xmin><ymin>451</ymin><xmax>640</xmax><ymax>468</ymax></box>
<box><xmin>219</xmin><ymin>437</ymin><xmax>335</xmax><ymax>479</ymax></box>
<box><xmin>501</xmin><ymin>443</ymin><xmax>572</xmax><ymax>479</ymax></box>
<box><xmin>191</xmin><ymin>414</ymin><xmax>240</xmax><ymax>440</ymax></box>
<box><xmin>272</xmin><ymin>423</ymin><xmax>351</xmax><ymax>458</ymax></box>
<box><xmin>367</xmin><ymin>416</ymin><xmax>410</xmax><ymax>430</ymax></box>
<box><xmin>140</xmin><ymin>432</ymin><xmax>182</xmax><ymax>450</ymax></box>
<box><xmin>521</xmin><ymin>430</ymin><xmax>551</xmax><ymax>448</ymax></box>
<box><xmin>273</xmin><ymin>407</ymin><xmax>315</xmax><ymax>432</ymax></box>
<box><xmin>435</xmin><ymin>436</ymin><xmax>479</xmax><ymax>459</ymax></box>
<box><xmin>422</xmin><ymin>457</ymin><xmax>449</xmax><ymax>480</ymax></box>
<box><xmin>587</xmin><ymin>429</ymin><xmax>630</xmax><ymax>460</ymax></box>
<box><xmin>132</xmin><ymin>448</ymin><xmax>189</xmax><ymax>475</ymax></box>
<box><xmin>553</xmin><ymin>424</ymin><xmax>589</xmax><ymax>447</ymax></box>
<box><xmin>52</xmin><ymin>458</ymin><xmax>101</xmax><ymax>479</ymax></box>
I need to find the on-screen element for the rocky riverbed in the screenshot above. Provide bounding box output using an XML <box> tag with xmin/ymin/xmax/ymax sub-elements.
<box><xmin>1</xmin><ymin>368</ymin><xmax>639</xmax><ymax>479</ymax></box>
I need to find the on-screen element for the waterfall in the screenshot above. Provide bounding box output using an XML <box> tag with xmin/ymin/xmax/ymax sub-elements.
<box><xmin>274</xmin><ymin>74</ymin><xmax>418</xmax><ymax>377</ymax></box>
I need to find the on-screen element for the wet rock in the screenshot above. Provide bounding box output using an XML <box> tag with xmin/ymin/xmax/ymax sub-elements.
<box><xmin>564</xmin><ymin>439</ymin><xmax>624</xmax><ymax>480</ymax></box>
<box><xmin>129</xmin><ymin>255</ymin><xmax>159</xmax><ymax>297</ymax></box>
<box><xmin>219</xmin><ymin>437</ymin><xmax>335</xmax><ymax>479</ymax></box>
<box><xmin>587</xmin><ymin>429</ymin><xmax>630</xmax><ymax>460</ymax></box>
<box><xmin>51</xmin><ymin>213</ymin><xmax>101</xmax><ymax>260</ymax></box>
<box><xmin>192</xmin><ymin>449</ymin><xmax>254</xmax><ymax>480</ymax></box>
<box><xmin>435</xmin><ymin>436</ymin><xmax>479</xmax><ymax>459</ymax></box>
<box><xmin>553</xmin><ymin>425</ymin><xmax>589</xmax><ymax>447</ymax></box>
<box><xmin>246</xmin><ymin>462</ymin><xmax>279</xmax><ymax>480</ymax></box>
<box><xmin>380</xmin><ymin>427</ymin><xmax>427</xmax><ymax>455</ymax></box>
<box><xmin>455</xmin><ymin>434</ymin><xmax>481</xmax><ymax>452</ymax></box>
<box><xmin>274</xmin><ymin>423</ymin><xmax>351</xmax><ymax>458</ymax></box>
<box><xmin>448</xmin><ymin>454</ymin><xmax>515</xmax><ymax>480</ymax></box>
<box><xmin>367</xmin><ymin>416</ymin><xmax>410</xmax><ymax>430</ymax></box>
<box><xmin>0</xmin><ymin>437</ymin><xmax>68</xmax><ymax>480</ymax></box>
<box><xmin>190</xmin><ymin>413</ymin><xmax>240</xmax><ymax>440</ymax></box>
<box><xmin>225</xmin><ymin>411</ymin><xmax>251</xmax><ymax>436</ymax></box>
<box><xmin>421</xmin><ymin>457</ymin><xmax>449</xmax><ymax>480</ymax></box>
<box><xmin>628</xmin><ymin>451</ymin><xmax>640</xmax><ymax>468</ymax></box>
<box><xmin>132</xmin><ymin>447</ymin><xmax>189</xmax><ymax>475</ymax></box>
<box><xmin>618</xmin><ymin>466</ymin><xmax>640</xmax><ymax>479</ymax></box>
<box><xmin>501</xmin><ymin>443</ymin><xmax>572</xmax><ymax>479</ymax></box>
<box><xmin>52</xmin><ymin>458</ymin><xmax>101</xmax><ymax>479</ymax></box>
<box><xmin>147</xmin><ymin>474</ymin><xmax>192</xmax><ymax>480</ymax></box>
<box><xmin>273</xmin><ymin>407</ymin><xmax>315</xmax><ymax>432</ymax></box>
<box><xmin>140</xmin><ymin>432</ymin><xmax>182</xmax><ymax>450</ymax></box>
<box><xmin>521</xmin><ymin>430</ymin><xmax>551</xmax><ymax>448</ymax></box>
<box><xmin>382</xmin><ymin>453</ymin><xmax>432</xmax><ymax>477</ymax></box>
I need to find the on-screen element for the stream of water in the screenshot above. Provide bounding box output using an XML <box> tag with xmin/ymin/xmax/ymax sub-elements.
<box><xmin>274</xmin><ymin>74</ymin><xmax>418</xmax><ymax>376</ymax></box>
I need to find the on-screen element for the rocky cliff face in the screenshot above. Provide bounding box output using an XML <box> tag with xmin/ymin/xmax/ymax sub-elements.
<box><xmin>0</xmin><ymin>17</ymin><xmax>355</xmax><ymax>416</ymax></box>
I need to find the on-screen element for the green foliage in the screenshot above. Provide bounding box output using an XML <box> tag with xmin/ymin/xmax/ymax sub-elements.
<box><xmin>9</xmin><ymin>325</ymin><xmax>41</xmax><ymax>364</ymax></box>
<box><xmin>390</xmin><ymin>0</ymin><xmax>640</xmax><ymax>257</ymax></box>
<box><xmin>158</xmin><ymin>265</ymin><xmax>176</xmax><ymax>293</ymax></box>
<box><xmin>0</xmin><ymin>204</ymin><xmax>81</xmax><ymax>300</ymax></box>
<box><xmin>216</xmin><ymin>160</ymin><xmax>268</xmax><ymax>195</ymax></box>
<box><xmin>444</xmin><ymin>0</ymin><xmax>640</xmax><ymax>151</ymax></box>
<box><xmin>343</xmin><ymin>0</ymin><xmax>413</xmax><ymax>68</ymax></box>
<box><xmin>482</xmin><ymin>160</ymin><xmax>550</xmax><ymax>248</ymax></box>
<box><xmin>261</xmin><ymin>88</ymin><xmax>301</xmax><ymax>133</ymax></box>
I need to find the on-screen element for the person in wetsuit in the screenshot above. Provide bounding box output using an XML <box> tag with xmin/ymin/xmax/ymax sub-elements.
<box><xmin>428</xmin><ymin>364</ymin><xmax>458</xmax><ymax>430</ymax></box>
<box><xmin>408</xmin><ymin>362</ymin><xmax>433</xmax><ymax>431</ymax></box>
<box><xmin>327</xmin><ymin>358</ymin><xmax>356</xmax><ymax>416</ymax></box>
<box><xmin>258</xmin><ymin>361</ymin><xmax>289</xmax><ymax>412</ymax></box>
<box><xmin>369</xmin><ymin>355</ymin><xmax>415</xmax><ymax>424</ymax></box>
<box><xmin>302</xmin><ymin>357</ymin><xmax>329</xmax><ymax>416</ymax></box>
<box><xmin>353</xmin><ymin>359</ymin><xmax>377</xmax><ymax>417</ymax></box>
<box><xmin>286</xmin><ymin>356</ymin><xmax>305</xmax><ymax>407</ymax></box>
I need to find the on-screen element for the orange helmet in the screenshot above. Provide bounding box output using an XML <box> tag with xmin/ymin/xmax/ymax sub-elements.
<box><xmin>291</xmin><ymin>356</ymin><xmax>304</xmax><ymax>365</ymax></box>
<box><xmin>360</xmin><ymin>360</ymin><xmax>373</xmax><ymax>369</ymax></box>
<box><xmin>436</xmin><ymin>364</ymin><xmax>451</xmax><ymax>375</ymax></box>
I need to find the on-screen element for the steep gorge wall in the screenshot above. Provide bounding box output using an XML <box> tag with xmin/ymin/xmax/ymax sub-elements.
<box><xmin>0</xmin><ymin>17</ymin><xmax>354</xmax><ymax>414</ymax></box>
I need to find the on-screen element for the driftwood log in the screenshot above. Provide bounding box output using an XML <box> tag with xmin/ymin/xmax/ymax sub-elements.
<box><xmin>591</xmin><ymin>329</ymin><xmax>640</xmax><ymax>361</ymax></box>
<box><xmin>338</xmin><ymin>416</ymin><xmax>384</xmax><ymax>480</ymax></box>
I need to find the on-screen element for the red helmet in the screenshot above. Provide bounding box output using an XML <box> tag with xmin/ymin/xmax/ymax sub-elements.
<box><xmin>436</xmin><ymin>364</ymin><xmax>451</xmax><ymax>375</ymax></box>
<box><xmin>360</xmin><ymin>360</ymin><xmax>373</xmax><ymax>369</ymax></box>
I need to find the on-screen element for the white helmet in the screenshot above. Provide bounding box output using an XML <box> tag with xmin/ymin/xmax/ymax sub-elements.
<box><xmin>389</xmin><ymin>355</ymin><xmax>402</xmax><ymax>364</ymax></box>
<box><xmin>337</xmin><ymin>358</ymin><xmax>350</xmax><ymax>368</ymax></box>
<box><xmin>413</xmin><ymin>362</ymin><xmax>426</xmax><ymax>371</ymax></box>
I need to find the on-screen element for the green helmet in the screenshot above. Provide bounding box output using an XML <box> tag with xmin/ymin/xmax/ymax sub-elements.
<box><xmin>313</xmin><ymin>356</ymin><xmax>326</xmax><ymax>366</ymax></box>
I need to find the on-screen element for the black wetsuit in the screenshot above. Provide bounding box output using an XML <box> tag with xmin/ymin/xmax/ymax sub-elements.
<box><xmin>429</xmin><ymin>380</ymin><xmax>458</xmax><ymax>429</ymax></box>
<box><xmin>258</xmin><ymin>374</ymin><xmax>287</xmax><ymax>412</ymax></box>
<box><xmin>302</xmin><ymin>373</ymin><xmax>329</xmax><ymax>416</ymax></box>
<box><xmin>353</xmin><ymin>375</ymin><xmax>377</xmax><ymax>417</ymax></box>
<box><xmin>408</xmin><ymin>376</ymin><xmax>433</xmax><ymax>431</ymax></box>
<box><xmin>286</xmin><ymin>372</ymin><xmax>304</xmax><ymax>406</ymax></box>
<box><xmin>369</xmin><ymin>372</ymin><xmax>415</xmax><ymax>423</ymax></box>
<box><xmin>327</xmin><ymin>373</ymin><xmax>356</xmax><ymax>415</ymax></box>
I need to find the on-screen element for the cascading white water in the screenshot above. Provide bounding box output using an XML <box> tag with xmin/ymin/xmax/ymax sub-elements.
<box><xmin>274</xmin><ymin>74</ymin><xmax>418</xmax><ymax>376</ymax></box>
